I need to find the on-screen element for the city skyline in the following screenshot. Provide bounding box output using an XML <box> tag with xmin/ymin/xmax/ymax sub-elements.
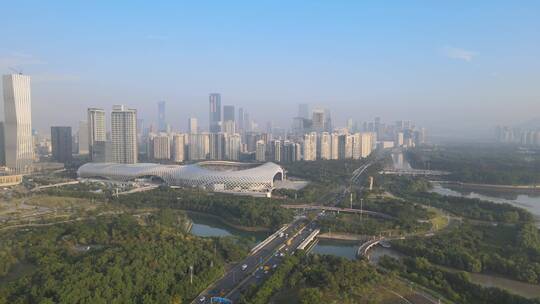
<box><xmin>0</xmin><ymin>2</ymin><xmax>539</xmax><ymax>139</ymax></box>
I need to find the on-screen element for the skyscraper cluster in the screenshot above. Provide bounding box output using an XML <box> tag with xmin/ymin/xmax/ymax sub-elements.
<box><xmin>0</xmin><ymin>75</ymin><xmax>429</xmax><ymax>172</ymax></box>
<box><xmin>495</xmin><ymin>126</ymin><xmax>540</xmax><ymax>146</ymax></box>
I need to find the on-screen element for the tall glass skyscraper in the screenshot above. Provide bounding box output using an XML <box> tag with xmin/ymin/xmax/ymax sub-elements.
<box><xmin>87</xmin><ymin>108</ymin><xmax>106</xmax><ymax>161</ymax></box>
<box><xmin>223</xmin><ymin>105</ymin><xmax>235</xmax><ymax>122</ymax></box>
<box><xmin>209</xmin><ymin>93</ymin><xmax>221</xmax><ymax>133</ymax></box>
<box><xmin>157</xmin><ymin>100</ymin><xmax>166</xmax><ymax>132</ymax></box>
<box><xmin>51</xmin><ymin>126</ymin><xmax>72</xmax><ymax>163</ymax></box>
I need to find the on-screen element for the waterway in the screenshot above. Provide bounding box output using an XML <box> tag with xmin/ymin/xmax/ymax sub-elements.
<box><xmin>392</xmin><ymin>151</ymin><xmax>540</xmax><ymax>219</ymax></box>
<box><xmin>187</xmin><ymin>212</ymin><xmax>268</xmax><ymax>242</ymax></box>
<box><xmin>430</xmin><ymin>183</ymin><xmax>540</xmax><ymax>220</ymax></box>
<box><xmin>311</xmin><ymin>239</ymin><xmax>359</xmax><ymax>260</ymax></box>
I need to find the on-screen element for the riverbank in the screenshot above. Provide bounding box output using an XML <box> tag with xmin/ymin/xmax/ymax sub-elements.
<box><xmin>438</xmin><ymin>265</ymin><xmax>540</xmax><ymax>299</ymax></box>
<box><xmin>434</xmin><ymin>180</ymin><xmax>540</xmax><ymax>192</ymax></box>
<box><xmin>372</xmin><ymin>244</ymin><xmax>540</xmax><ymax>300</ymax></box>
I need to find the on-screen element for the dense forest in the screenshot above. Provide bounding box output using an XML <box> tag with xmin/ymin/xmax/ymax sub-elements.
<box><xmin>112</xmin><ymin>188</ymin><xmax>294</xmax><ymax>229</ymax></box>
<box><xmin>405</xmin><ymin>145</ymin><xmax>540</xmax><ymax>185</ymax></box>
<box><xmin>0</xmin><ymin>211</ymin><xmax>247</xmax><ymax>304</ymax></box>
<box><xmin>381</xmin><ymin>256</ymin><xmax>540</xmax><ymax>304</ymax></box>
<box><xmin>239</xmin><ymin>254</ymin><xmax>400</xmax><ymax>304</ymax></box>
<box><xmin>392</xmin><ymin>222</ymin><xmax>540</xmax><ymax>284</ymax></box>
<box><xmin>383</xmin><ymin>176</ymin><xmax>533</xmax><ymax>223</ymax></box>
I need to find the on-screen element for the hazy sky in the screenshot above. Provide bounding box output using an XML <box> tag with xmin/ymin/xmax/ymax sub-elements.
<box><xmin>1</xmin><ymin>1</ymin><xmax>539</xmax><ymax>138</ymax></box>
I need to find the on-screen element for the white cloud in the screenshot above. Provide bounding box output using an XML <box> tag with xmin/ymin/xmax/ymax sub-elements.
<box><xmin>442</xmin><ymin>46</ymin><xmax>477</xmax><ymax>62</ymax></box>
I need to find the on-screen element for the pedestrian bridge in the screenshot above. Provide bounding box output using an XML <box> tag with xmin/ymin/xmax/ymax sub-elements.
<box><xmin>357</xmin><ymin>237</ymin><xmax>384</xmax><ymax>258</ymax></box>
<box><xmin>281</xmin><ymin>204</ymin><xmax>395</xmax><ymax>220</ymax></box>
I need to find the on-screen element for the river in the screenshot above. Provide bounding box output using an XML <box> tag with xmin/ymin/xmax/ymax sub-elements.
<box><xmin>430</xmin><ymin>183</ymin><xmax>540</xmax><ymax>220</ymax></box>
<box><xmin>389</xmin><ymin>151</ymin><xmax>540</xmax><ymax>298</ymax></box>
<box><xmin>392</xmin><ymin>151</ymin><xmax>540</xmax><ymax>219</ymax></box>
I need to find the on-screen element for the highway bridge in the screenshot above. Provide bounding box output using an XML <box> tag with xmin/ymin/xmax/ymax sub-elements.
<box><xmin>379</xmin><ymin>169</ymin><xmax>449</xmax><ymax>176</ymax></box>
<box><xmin>192</xmin><ymin>219</ymin><xmax>320</xmax><ymax>304</ymax></box>
<box><xmin>351</xmin><ymin>162</ymin><xmax>372</xmax><ymax>184</ymax></box>
<box><xmin>30</xmin><ymin>180</ymin><xmax>80</xmax><ymax>192</ymax></box>
<box><xmin>281</xmin><ymin>204</ymin><xmax>396</xmax><ymax>220</ymax></box>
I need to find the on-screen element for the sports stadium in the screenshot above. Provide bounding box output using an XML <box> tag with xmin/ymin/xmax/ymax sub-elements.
<box><xmin>77</xmin><ymin>161</ymin><xmax>285</xmax><ymax>196</ymax></box>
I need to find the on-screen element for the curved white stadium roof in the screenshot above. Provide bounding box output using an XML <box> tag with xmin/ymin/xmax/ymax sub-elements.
<box><xmin>77</xmin><ymin>161</ymin><xmax>284</xmax><ymax>193</ymax></box>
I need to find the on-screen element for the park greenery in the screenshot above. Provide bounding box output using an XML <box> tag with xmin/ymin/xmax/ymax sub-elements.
<box><xmin>43</xmin><ymin>182</ymin><xmax>113</xmax><ymax>200</ymax></box>
<box><xmin>405</xmin><ymin>144</ymin><xmax>540</xmax><ymax>185</ymax></box>
<box><xmin>318</xmin><ymin>209</ymin><xmax>431</xmax><ymax>236</ymax></box>
<box><xmin>112</xmin><ymin>188</ymin><xmax>294</xmax><ymax>230</ymax></box>
<box><xmin>382</xmin><ymin>175</ymin><xmax>533</xmax><ymax>223</ymax></box>
<box><xmin>380</xmin><ymin>256</ymin><xmax>540</xmax><ymax>304</ymax></box>
<box><xmin>0</xmin><ymin>210</ymin><xmax>248</xmax><ymax>304</ymax></box>
<box><xmin>239</xmin><ymin>253</ymin><xmax>403</xmax><ymax>304</ymax></box>
<box><xmin>281</xmin><ymin>158</ymin><xmax>378</xmax><ymax>203</ymax></box>
<box><xmin>38</xmin><ymin>185</ymin><xmax>294</xmax><ymax>230</ymax></box>
<box><xmin>392</xmin><ymin>222</ymin><xmax>540</xmax><ymax>284</ymax></box>
<box><xmin>318</xmin><ymin>214</ymin><xmax>396</xmax><ymax>235</ymax></box>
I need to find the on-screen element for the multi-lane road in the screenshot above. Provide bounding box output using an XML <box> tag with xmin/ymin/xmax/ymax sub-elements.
<box><xmin>193</xmin><ymin>218</ymin><xmax>318</xmax><ymax>304</ymax></box>
<box><xmin>194</xmin><ymin>159</ymin><xmax>377</xmax><ymax>303</ymax></box>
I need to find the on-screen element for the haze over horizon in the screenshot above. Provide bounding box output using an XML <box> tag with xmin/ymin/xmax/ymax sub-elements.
<box><xmin>1</xmin><ymin>1</ymin><xmax>539</xmax><ymax>139</ymax></box>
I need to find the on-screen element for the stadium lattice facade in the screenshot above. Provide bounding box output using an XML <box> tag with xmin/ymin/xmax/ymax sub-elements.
<box><xmin>77</xmin><ymin>161</ymin><xmax>284</xmax><ymax>195</ymax></box>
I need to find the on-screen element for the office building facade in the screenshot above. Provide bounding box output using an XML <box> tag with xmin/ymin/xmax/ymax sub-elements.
<box><xmin>2</xmin><ymin>74</ymin><xmax>33</xmax><ymax>172</ymax></box>
<box><xmin>51</xmin><ymin>126</ymin><xmax>72</xmax><ymax>163</ymax></box>
<box><xmin>78</xmin><ymin>121</ymin><xmax>89</xmax><ymax>155</ymax></box>
<box><xmin>111</xmin><ymin>105</ymin><xmax>137</xmax><ymax>164</ymax></box>
<box><xmin>188</xmin><ymin>117</ymin><xmax>198</xmax><ymax>134</ymax></box>
<box><xmin>88</xmin><ymin>108</ymin><xmax>106</xmax><ymax>161</ymax></box>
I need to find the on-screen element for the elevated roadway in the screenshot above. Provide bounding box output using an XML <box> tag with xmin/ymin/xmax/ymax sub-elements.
<box><xmin>193</xmin><ymin>219</ymin><xmax>319</xmax><ymax>304</ymax></box>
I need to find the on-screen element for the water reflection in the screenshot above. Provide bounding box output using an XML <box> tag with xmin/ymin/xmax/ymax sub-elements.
<box><xmin>187</xmin><ymin>212</ymin><xmax>268</xmax><ymax>242</ymax></box>
<box><xmin>311</xmin><ymin>239</ymin><xmax>358</xmax><ymax>260</ymax></box>
<box><xmin>430</xmin><ymin>183</ymin><xmax>540</xmax><ymax>220</ymax></box>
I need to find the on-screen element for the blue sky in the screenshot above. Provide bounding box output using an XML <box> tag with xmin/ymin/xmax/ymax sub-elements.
<box><xmin>1</xmin><ymin>1</ymin><xmax>539</xmax><ymax>137</ymax></box>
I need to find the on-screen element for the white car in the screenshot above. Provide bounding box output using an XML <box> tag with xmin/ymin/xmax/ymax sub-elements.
<box><xmin>241</xmin><ymin>264</ymin><xmax>248</xmax><ymax>271</ymax></box>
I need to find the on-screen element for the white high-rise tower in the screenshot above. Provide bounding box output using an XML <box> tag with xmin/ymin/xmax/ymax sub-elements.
<box><xmin>111</xmin><ymin>105</ymin><xmax>137</xmax><ymax>164</ymax></box>
<box><xmin>87</xmin><ymin>108</ymin><xmax>106</xmax><ymax>161</ymax></box>
<box><xmin>2</xmin><ymin>74</ymin><xmax>33</xmax><ymax>172</ymax></box>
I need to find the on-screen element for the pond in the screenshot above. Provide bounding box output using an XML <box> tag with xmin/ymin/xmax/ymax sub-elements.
<box><xmin>310</xmin><ymin>239</ymin><xmax>358</xmax><ymax>260</ymax></box>
<box><xmin>187</xmin><ymin>212</ymin><xmax>268</xmax><ymax>242</ymax></box>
